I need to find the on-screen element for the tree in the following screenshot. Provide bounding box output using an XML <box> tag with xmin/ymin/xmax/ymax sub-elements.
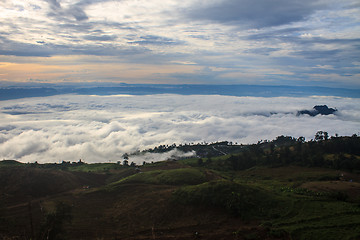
<box><xmin>296</xmin><ymin>137</ymin><xmax>305</xmax><ymax>153</ymax></box>
<box><xmin>269</xmin><ymin>143</ymin><xmax>275</xmax><ymax>155</ymax></box>
<box><xmin>39</xmin><ymin>202</ymin><xmax>72</xmax><ymax>240</ymax></box>
<box><xmin>297</xmin><ymin>136</ymin><xmax>305</xmax><ymax>143</ymax></box>
<box><xmin>280</xmin><ymin>146</ymin><xmax>291</xmax><ymax>164</ymax></box>
<box><xmin>315</xmin><ymin>131</ymin><xmax>328</xmax><ymax>141</ymax></box>
<box><xmin>324</xmin><ymin>132</ymin><xmax>329</xmax><ymax>140</ymax></box>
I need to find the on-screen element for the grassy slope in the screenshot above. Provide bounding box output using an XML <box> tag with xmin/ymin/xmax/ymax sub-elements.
<box><xmin>231</xmin><ymin>166</ymin><xmax>360</xmax><ymax>240</ymax></box>
<box><xmin>0</xmin><ymin>159</ymin><xmax>359</xmax><ymax>240</ymax></box>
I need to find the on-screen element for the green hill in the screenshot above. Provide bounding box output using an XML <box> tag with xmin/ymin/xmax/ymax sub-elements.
<box><xmin>0</xmin><ymin>135</ymin><xmax>359</xmax><ymax>240</ymax></box>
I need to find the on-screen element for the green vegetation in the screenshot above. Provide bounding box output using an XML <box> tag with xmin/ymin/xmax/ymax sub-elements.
<box><xmin>0</xmin><ymin>159</ymin><xmax>23</xmax><ymax>167</ymax></box>
<box><xmin>114</xmin><ymin>167</ymin><xmax>206</xmax><ymax>186</ymax></box>
<box><xmin>39</xmin><ymin>202</ymin><xmax>73</xmax><ymax>240</ymax></box>
<box><xmin>192</xmin><ymin>134</ymin><xmax>360</xmax><ymax>172</ymax></box>
<box><xmin>173</xmin><ymin>180</ymin><xmax>278</xmax><ymax>219</ymax></box>
<box><xmin>267</xmin><ymin>200</ymin><xmax>360</xmax><ymax>240</ymax></box>
<box><xmin>0</xmin><ymin>134</ymin><xmax>359</xmax><ymax>239</ymax></box>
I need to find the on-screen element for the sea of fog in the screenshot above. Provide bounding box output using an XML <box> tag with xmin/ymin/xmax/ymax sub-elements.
<box><xmin>1</xmin><ymin>94</ymin><xmax>360</xmax><ymax>164</ymax></box>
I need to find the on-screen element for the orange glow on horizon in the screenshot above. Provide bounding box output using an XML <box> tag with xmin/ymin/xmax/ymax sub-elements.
<box><xmin>0</xmin><ymin>58</ymin><xmax>202</xmax><ymax>83</ymax></box>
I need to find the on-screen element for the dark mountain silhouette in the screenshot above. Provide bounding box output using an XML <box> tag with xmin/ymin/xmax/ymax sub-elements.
<box><xmin>297</xmin><ymin>105</ymin><xmax>337</xmax><ymax>116</ymax></box>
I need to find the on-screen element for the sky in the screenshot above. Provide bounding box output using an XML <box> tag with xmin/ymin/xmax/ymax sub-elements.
<box><xmin>1</xmin><ymin>0</ymin><xmax>360</xmax><ymax>88</ymax></box>
<box><xmin>1</xmin><ymin>94</ymin><xmax>360</xmax><ymax>163</ymax></box>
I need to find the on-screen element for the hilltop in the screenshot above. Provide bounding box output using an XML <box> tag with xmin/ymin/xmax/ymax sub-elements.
<box><xmin>0</xmin><ymin>134</ymin><xmax>360</xmax><ymax>240</ymax></box>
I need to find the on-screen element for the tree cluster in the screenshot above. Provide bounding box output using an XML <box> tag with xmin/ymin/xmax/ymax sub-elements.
<box><xmin>199</xmin><ymin>133</ymin><xmax>360</xmax><ymax>172</ymax></box>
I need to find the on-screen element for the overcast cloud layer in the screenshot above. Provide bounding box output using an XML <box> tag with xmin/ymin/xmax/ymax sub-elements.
<box><xmin>1</xmin><ymin>0</ymin><xmax>360</xmax><ymax>87</ymax></box>
<box><xmin>1</xmin><ymin>94</ymin><xmax>359</xmax><ymax>164</ymax></box>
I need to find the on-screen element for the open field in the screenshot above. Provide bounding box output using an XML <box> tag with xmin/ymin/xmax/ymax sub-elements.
<box><xmin>1</xmin><ymin>160</ymin><xmax>359</xmax><ymax>240</ymax></box>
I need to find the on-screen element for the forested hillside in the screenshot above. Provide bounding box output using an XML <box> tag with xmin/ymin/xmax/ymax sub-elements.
<box><xmin>0</xmin><ymin>134</ymin><xmax>359</xmax><ymax>240</ymax></box>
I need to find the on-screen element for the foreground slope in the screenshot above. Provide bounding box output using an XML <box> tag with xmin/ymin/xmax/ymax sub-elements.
<box><xmin>1</xmin><ymin>136</ymin><xmax>360</xmax><ymax>240</ymax></box>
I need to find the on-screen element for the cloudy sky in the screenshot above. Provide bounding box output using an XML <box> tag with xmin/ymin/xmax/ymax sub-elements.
<box><xmin>1</xmin><ymin>94</ymin><xmax>360</xmax><ymax>163</ymax></box>
<box><xmin>1</xmin><ymin>0</ymin><xmax>360</xmax><ymax>87</ymax></box>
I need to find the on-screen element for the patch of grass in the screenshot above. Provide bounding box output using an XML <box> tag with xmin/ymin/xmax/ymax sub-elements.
<box><xmin>172</xmin><ymin>180</ymin><xmax>278</xmax><ymax>219</ymax></box>
<box><xmin>230</xmin><ymin>165</ymin><xmax>360</xmax><ymax>240</ymax></box>
<box><xmin>291</xmin><ymin>224</ymin><xmax>360</xmax><ymax>240</ymax></box>
<box><xmin>180</xmin><ymin>155</ymin><xmax>228</xmax><ymax>167</ymax></box>
<box><xmin>69</xmin><ymin>163</ymin><xmax>123</xmax><ymax>172</ymax></box>
<box><xmin>178</xmin><ymin>157</ymin><xmax>199</xmax><ymax>166</ymax></box>
<box><xmin>110</xmin><ymin>168</ymin><xmax>206</xmax><ymax>186</ymax></box>
<box><xmin>156</xmin><ymin>168</ymin><xmax>206</xmax><ymax>185</ymax></box>
<box><xmin>244</xmin><ymin>232</ymin><xmax>260</xmax><ymax>240</ymax></box>
<box><xmin>268</xmin><ymin>198</ymin><xmax>360</xmax><ymax>240</ymax></box>
<box><xmin>280</xmin><ymin>186</ymin><xmax>330</xmax><ymax>197</ymax></box>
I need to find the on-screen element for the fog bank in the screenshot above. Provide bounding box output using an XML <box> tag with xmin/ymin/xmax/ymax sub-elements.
<box><xmin>1</xmin><ymin>94</ymin><xmax>359</xmax><ymax>164</ymax></box>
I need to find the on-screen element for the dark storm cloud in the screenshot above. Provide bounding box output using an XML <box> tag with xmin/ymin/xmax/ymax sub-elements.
<box><xmin>186</xmin><ymin>0</ymin><xmax>326</xmax><ymax>28</ymax></box>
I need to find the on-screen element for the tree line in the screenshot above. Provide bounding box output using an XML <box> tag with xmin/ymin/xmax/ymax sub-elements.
<box><xmin>197</xmin><ymin>132</ymin><xmax>360</xmax><ymax>172</ymax></box>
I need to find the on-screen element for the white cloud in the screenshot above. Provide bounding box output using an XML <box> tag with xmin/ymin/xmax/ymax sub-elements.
<box><xmin>0</xmin><ymin>94</ymin><xmax>359</xmax><ymax>164</ymax></box>
<box><xmin>0</xmin><ymin>0</ymin><xmax>359</xmax><ymax>86</ymax></box>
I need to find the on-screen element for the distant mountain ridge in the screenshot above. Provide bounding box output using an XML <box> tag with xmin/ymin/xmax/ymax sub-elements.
<box><xmin>1</xmin><ymin>84</ymin><xmax>360</xmax><ymax>100</ymax></box>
